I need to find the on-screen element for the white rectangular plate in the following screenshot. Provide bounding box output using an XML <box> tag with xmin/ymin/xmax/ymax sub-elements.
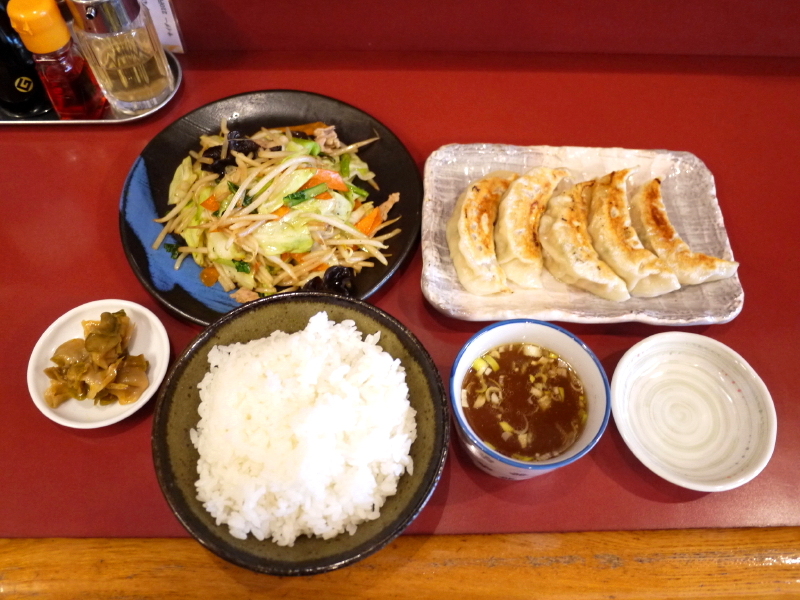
<box><xmin>421</xmin><ymin>143</ymin><xmax>743</xmax><ymax>325</ymax></box>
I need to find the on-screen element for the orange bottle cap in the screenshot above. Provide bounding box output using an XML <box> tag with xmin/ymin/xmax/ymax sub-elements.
<box><xmin>7</xmin><ymin>0</ymin><xmax>71</xmax><ymax>55</ymax></box>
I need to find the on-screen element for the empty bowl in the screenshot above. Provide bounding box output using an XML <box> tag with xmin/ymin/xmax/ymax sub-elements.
<box><xmin>449</xmin><ymin>319</ymin><xmax>610</xmax><ymax>480</ymax></box>
<box><xmin>611</xmin><ymin>332</ymin><xmax>777</xmax><ymax>492</ymax></box>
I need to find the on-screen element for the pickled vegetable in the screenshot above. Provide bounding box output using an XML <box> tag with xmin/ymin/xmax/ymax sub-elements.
<box><xmin>42</xmin><ymin>310</ymin><xmax>149</xmax><ymax>408</ymax></box>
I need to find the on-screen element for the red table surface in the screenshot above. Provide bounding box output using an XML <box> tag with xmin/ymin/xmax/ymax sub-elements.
<box><xmin>2</xmin><ymin>51</ymin><xmax>798</xmax><ymax>538</ymax></box>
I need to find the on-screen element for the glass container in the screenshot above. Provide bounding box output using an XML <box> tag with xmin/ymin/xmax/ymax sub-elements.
<box><xmin>7</xmin><ymin>0</ymin><xmax>106</xmax><ymax>119</ymax></box>
<box><xmin>67</xmin><ymin>0</ymin><xmax>174</xmax><ymax>115</ymax></box>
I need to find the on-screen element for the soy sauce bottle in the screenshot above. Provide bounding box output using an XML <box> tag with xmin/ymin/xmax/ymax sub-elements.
<box><xmin>7</xmin><ymin>0</ymin><xmax>107</xmax><ymax>119</ymax></box>
<box><xmin>0</xmin><ymin>0</ymin><xmax>52</xmax><ymax>117</ymax></box>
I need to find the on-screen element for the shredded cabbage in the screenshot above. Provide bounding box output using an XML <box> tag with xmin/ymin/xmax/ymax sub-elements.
<box><xmin>153</xmin><ymin>122</ymin><xmax>402</xmax><ymax>301</ymax></box>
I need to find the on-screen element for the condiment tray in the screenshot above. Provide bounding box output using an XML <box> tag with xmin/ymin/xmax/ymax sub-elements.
<box><xmin>0</xmin><ymin>51</ymin><xmax>182</xmax><ymax>125</ymax></box>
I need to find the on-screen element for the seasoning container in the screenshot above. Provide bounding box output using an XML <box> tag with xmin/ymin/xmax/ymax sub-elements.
<box><xmin>6</xmin><ymin>0</ymin><xmax>106</xmax><ymax>119</ymax></box>
<box><xmin>66</xmin><ymin>0</ymin><xmax>174</xmax><ymax>115</ymax></box>
<box><xmin>54</xmin><ymin>0</ymin><xmax>70</xmax><ymax>23</ymax></box>
<box><xmin>0</xmin><ymin>1</ymin><xmax>52</xmax><ymax>117</ymax></box>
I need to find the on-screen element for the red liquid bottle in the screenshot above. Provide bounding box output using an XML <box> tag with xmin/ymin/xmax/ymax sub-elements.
<box><xmin>7</xmin><ymin>0</ymin><xmax>106</xmax><ymax>119</ymax></box>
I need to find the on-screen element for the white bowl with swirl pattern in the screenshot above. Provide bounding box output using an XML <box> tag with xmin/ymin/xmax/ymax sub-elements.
<box><xmin>611</xmin><ymin>332</ymin><xmax>776</xmax><ymax>492</ymax></box>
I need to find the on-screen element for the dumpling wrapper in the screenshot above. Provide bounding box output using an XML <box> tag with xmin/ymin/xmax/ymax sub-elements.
<box><xmin>495</xmin><ymin>167</ymin><xmax>569</xmax><ymax>289</ymax></box>
<box><xmin>446</xmin><ymin>171</ymin><xmax>518</xmax><ymax>295</ymax></box>
<box><xmin>540</xmin><ymin>181</ymin><xmax>631</xmax><ymax>302</ymax></box>
<box><xmin>587</xmin><ymin>170</ymin><xmax>680</xmax><ymax>298</ymax></box>
<box><xmin>629</xmin><ymin>178</ymin><xmax>739</xmax><ymax>285</ymax></box>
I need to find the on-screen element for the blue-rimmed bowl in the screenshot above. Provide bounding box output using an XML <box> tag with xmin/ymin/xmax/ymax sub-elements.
<box><xmin>449</xmin><ymin>319</ymin><xmax>610</xmax><ymax>480</ymax></box>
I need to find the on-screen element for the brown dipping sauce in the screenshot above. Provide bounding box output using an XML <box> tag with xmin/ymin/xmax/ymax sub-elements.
<box><xmin>461</xmin><ymin>343</ymin><xmax>587</xmax><ymax>461</ymax></box>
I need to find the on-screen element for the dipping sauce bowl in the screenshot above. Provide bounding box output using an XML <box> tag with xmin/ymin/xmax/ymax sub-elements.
<box><xmin>450</xmin><ymin>319</ymin><xmax>610</xmax><ymax>480</ymax></box>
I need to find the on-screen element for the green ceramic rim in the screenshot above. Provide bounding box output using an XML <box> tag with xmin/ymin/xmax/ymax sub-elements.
<box><xmin>152</xmin><ymin>292</ymin><xmax>449</xmax><ymax>575</ymax></box>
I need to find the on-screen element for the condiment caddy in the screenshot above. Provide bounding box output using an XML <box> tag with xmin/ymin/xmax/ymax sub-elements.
<box><xmin>1</xmin><ymin>0</ymin><xmax>181</xmax><ymax>124</ymax></box>
<box><xmin>0</xmin><ymin>47</ymin><xmax>179</xmax><ymax>123</ymax></box>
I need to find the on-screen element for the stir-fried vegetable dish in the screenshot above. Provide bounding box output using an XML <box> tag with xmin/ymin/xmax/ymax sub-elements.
<box><xmin>152</xmin><ymin>120</ymin><xmax>401</xmax><ymax>301</ymax></box>
<box><xmin>461</xmin><ymin>343</ymin><xmax>587</xmax><ymax>461</ymax></box>
<box><xmin>43</xmin><ymin>310</ymin><xmax>149</xmax><ymax>408</ymax></box>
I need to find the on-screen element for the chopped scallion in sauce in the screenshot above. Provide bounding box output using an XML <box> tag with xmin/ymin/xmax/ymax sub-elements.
<box><xmin>462</xmin><ymin>343</ymin><xmax>587</xmax><ymax>461</ymax></box>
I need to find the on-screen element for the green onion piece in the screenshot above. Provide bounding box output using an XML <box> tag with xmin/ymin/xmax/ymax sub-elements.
<box><xmin>346</xmin><ymin>182</ymin><xmax>369</xmax><ymax>197</ymax></box>
<box><xmin>472</xmin><ymin>357</ymin><xmax>488</xmax><ymax>372</ymax></box>
<box><xmin>499</xmin><ymin>421</ymin><xmax>514</xmax><ymax>433</ymax></box>
<box><xmin>213</xmin><ymin>197</ymin><xmax>230</xmax><ymax>217</ymax></box>
<box><xmin>227</xmin><ymin>181</ymin><xmax>253</xmax><ymax>206</ymax></box>
<box><xmin>284</xmin><ymin>183</ymin><xmax>328</xmax><ymax>207</ymax></box>
<box><xmin>512</xmin><ymin>454</ymin><xmax>535</xmax><ymax>462</ymax></box>
<box><xmin>292</xmin><ymin>138</ymin><xmax>320</xmax><ymax>156</ymax></box>
<box><xmin>339</xmin><ymin>152</ymin><xmax>351</xmax><ymax>178</ymax></box>
<box><xmin>485</xmin><ymin>355</ymin><xmax>500</xmax><ymax>371</ymax></box>
<box><xmin>163</xmin><ymin>242</ymin><xmax>180</xmax><ymax>259</ymax></box>
<box><xmin>285</xmin><ymin>196</ymin><xmax>310</xmax><ymax>208</ymax></box>
<box><xmin>233</xmin><ymin>260</ymin><xmax>250</xmax><ymax>274</ymax></box>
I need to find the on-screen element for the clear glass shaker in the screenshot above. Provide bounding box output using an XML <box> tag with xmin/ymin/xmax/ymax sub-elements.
<box><xmin>66</xmin><ymin>0</ymin><xmax>174</xmax><ymax>115</ymax></box>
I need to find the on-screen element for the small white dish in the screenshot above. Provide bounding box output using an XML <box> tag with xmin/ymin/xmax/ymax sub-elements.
<box><xmin>450</xmin><ymin>319</ymin><xmax>610</xmax><ymax>480</ymax></box>
<box><xmin>611</xmin><ymin>332</ymin><xmax>776</xmax><ymax>492</ymax></box>
<box><xmin>27</xmin><ymin>299</ymin><xmax>170</xmax><ymax>429</ymax></box>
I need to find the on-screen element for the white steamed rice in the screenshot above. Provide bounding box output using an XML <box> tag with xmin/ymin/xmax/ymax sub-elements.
<box><xmin>190</xmin><ymin>311</ymin><xmax>417</xmax><ymax>546</ymax></box>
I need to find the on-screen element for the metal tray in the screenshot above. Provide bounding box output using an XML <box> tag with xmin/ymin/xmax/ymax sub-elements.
<box><xmin>0</xmin><ymin>51</ymin><xmax>182</xmax><ymax>125</ymax></box>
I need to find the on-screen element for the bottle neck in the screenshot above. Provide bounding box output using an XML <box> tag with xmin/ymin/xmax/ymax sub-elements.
<box><xmin>31</xmin><ymin>39</ymin><xmax>72</xmax><ymax>61</ymax></box>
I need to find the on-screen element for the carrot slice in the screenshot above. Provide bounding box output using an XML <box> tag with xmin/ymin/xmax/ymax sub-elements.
<box><xmin>301</xmin><ymin>169</ymin><xmax>348</xmax><ymax>192</ymax></box>
<box><xmin>286</xmin><ymin>122</ymin><xmax>328</xmax><ymax>136</ymax></box>
<box><xmin>199</xmin><ymin>267</ymin><xmax>219</xmax><ymax>287</ymax></box>
<box><xmin>272</xmin><ymin>205</ymin><xmax>290</xmax><ymax>218</ymax></box>
<box><xmin>200</xmin><ymin>195</ymin><xmax>219</xmax><ymax>212</ymax></box>
<box><xmin>355</xmin><ymin>206</ymin><xmax>382</xmax><ymax>236</ymax></box>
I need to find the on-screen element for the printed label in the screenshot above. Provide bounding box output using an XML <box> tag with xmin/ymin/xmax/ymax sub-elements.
<box><xmin>14</xmin><ymin>77</ymin><xmax>35</xmax><ymax>93</ymax></box>
<box><xmin>140</xmin><ymin>0</ymin><xmax>185</xmax><ymax>53</ymax></box>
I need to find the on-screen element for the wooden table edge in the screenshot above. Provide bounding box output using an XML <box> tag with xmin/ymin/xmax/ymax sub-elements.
<box><xmin>1</xmin><ymin>527</ymin><xmax>798</xmax><ymax>598</ymax></box>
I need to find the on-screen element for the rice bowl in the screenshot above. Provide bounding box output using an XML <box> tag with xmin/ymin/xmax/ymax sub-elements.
<box><xmin>192</xmin><ymin>312</ymin><xmax>417</xmax><ymax>546</ymax></box>
<box><xmin>152</xmin><ymin>292</ymin><xmax>448</xmax><ymax>575</ymax></box>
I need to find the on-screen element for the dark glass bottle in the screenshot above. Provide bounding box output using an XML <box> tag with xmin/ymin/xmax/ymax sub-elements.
<box><xmin>7</xmin><ymin>0</ymin><xmax>106</xmax><ymax>120</ymax></box>
<box><xmin>0</xmin><ymin>0</ymin><xmax>52</xmax><ymax>117</ymax></box>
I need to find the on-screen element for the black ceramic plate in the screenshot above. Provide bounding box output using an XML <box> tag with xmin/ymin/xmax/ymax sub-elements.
<box><xmin>152</xmin><ymin>292</ymin><xmax>449</xmax><ymax>575</ymax></box>
<box><xmin>119</xmin><ymin>90</ymin><xmax>423</xmax><ymax>326</ymax></box>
